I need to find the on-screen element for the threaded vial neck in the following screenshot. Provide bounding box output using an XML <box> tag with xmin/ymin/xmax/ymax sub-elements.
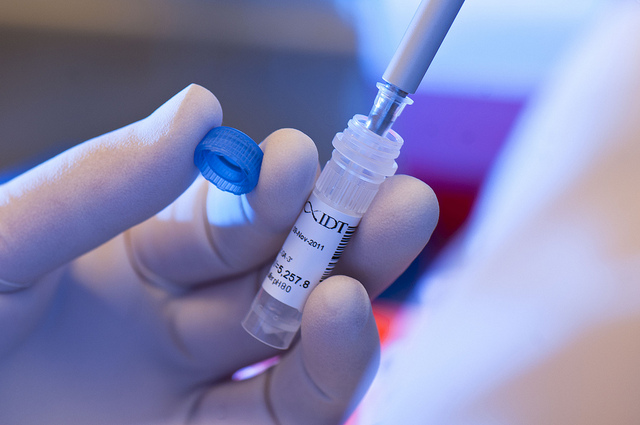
<box><xmin>314</xmin><ymin>114</ymin><xmax>405</xmax><ymax>215</ymax></box>
<box><xmin>334</xmin><ymin>114</ymin><xmax>403</xmax><ymax>178</ymax></box>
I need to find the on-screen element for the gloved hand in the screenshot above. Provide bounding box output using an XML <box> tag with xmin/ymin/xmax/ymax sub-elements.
<box><xmin>0</xmin><ymin>84</ymin><xmax>438</xmax><ymax>425</ymax></box>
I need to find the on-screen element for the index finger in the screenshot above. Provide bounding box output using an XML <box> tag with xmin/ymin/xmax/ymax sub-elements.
<box><xmin>0</xmin><ymin>84</ymin><xmax>222</xmax><ymax>285</ymax></box>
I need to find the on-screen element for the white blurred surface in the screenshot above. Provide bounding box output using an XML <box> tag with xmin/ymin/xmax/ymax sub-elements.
<box><xmin>340</xmin><ymin>0</ymin><xmax>613</xmax><ymax>97</ymax></box>
<box><xmin>358</xmin><ymin>2</ymin><xmax>640</xmax><ymax>423</ymax></box>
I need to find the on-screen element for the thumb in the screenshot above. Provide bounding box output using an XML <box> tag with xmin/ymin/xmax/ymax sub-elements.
<box><xmin>268</xmin><ymin>275</ymin><xmax>380</xmax><ymax>424</ymax></box>
<box><xmin>0</xmin><ymin>84</ymin><xmax>222</xmax><ymax>284</ymax></box>
<box><xmin>187</xmin><ymin>276</ymin><xmax>380</xmax><ymax>425</ymax></box>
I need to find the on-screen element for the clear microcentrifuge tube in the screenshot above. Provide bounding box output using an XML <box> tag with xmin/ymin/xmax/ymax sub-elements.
<box><xmin>242</xmin><ymin>84</ymin><xmax>412</xmax><ymax>350</ymax></box>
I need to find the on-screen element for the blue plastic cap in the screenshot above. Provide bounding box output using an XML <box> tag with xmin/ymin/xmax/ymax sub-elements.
<box><xmin>194</xmin><ymin>126</ymin><xmax>263</xmax><ymax>195</ymax></box>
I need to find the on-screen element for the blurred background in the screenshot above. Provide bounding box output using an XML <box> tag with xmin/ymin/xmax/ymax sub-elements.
<box><xmin>0</xmin><ymin>0</ymin><xmax>611</xmax><ymax>297</ymax></box>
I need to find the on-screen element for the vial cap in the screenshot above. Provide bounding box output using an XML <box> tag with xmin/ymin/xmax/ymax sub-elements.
<box><xmin>194</xmin><ymin>126</ymin><xmax>263</xmax><ymax>194</ymax></box>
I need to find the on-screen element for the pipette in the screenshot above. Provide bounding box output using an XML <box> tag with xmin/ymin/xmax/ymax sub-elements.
<box><xmin>197</xmin><ymin>0</ymin><xmax>466</xmax><ymax>349</ymax></box>
<box><xmin>366</xmin><ymin>0</ymin><xmax>466</xmax><ymax>136</ymax></box>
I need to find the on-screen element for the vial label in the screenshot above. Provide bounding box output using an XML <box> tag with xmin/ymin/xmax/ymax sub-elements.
<box><xmin>262</xmin><ymin>192</ymin><xmax>361</xmax><ymax>311</ymax></box>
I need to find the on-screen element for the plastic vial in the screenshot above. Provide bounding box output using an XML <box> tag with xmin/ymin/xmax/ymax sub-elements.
<box><xmin>242</xmin><ymin>85</ymin><xmax>412</xmax><ymax>349</ymax></box>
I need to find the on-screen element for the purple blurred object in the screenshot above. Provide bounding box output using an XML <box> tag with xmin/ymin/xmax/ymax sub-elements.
<box><xmin>395</xmin><ymin>92</ymin><xmax>524</xmax><ymax>238</ymax></box>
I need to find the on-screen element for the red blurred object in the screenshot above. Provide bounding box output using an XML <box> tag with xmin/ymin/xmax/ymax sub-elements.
<box><xmin>374</xmin><ymin>92</ymin><xmax>525</xmax><ymax>303</ymax></box>
<box><xmin>372</xmin><ymin>301</ymin><xmax>398</xmax><ymax>346</ymax></box>
<box><xmin>396</xmin><ymin>92</ymin><xmax>525</xmax><ymax>241</ymax></box>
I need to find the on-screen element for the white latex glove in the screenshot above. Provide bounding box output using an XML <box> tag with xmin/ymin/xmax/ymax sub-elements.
<box><xmin>359</xmin><ymin>2</ymin><xmax>640</xmax><ymax>424</ymax></box>
<box><xmin>0</xmin><ymin>84</ymin><xmax>438</xmax><ymax>425</ymax></box>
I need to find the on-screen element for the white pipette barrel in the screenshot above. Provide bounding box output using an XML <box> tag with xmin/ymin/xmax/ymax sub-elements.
<box><xmin>384</xmin><ymin>0</ymin><xmax>466</xmax><ymax>95</ymax></box>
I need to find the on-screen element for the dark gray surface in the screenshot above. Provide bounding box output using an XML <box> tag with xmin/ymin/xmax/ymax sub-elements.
<box><xmin>0</xmin><ymin>27</ymin><xmax>372</xmax><ymax>173</ymax></box>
